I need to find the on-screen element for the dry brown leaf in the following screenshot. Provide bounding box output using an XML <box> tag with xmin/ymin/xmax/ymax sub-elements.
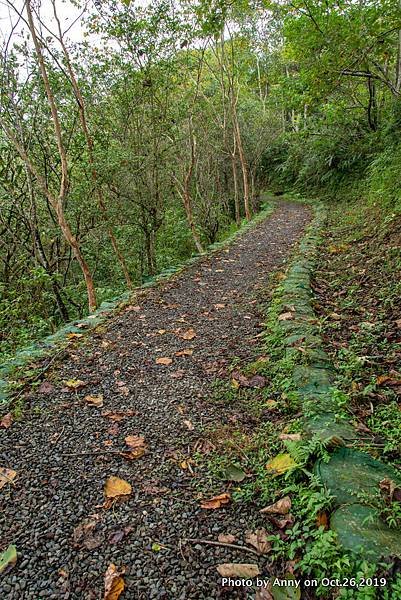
<box><xmin>38</xmin><ymin>381</ymin><xmax>55</xmax><ymax>394</ymax></box>
<box><xmin>279</xmin><ymin>433</ymin><xmax>302</xmax><ymax>442</ymax></box>
<box><xmin>183</xmin><ymin>419</ymin><xmax>194</xmax><ymax>431</ymax></box>
<box><xmin>121</xmin><ymin>448</ymin><xmax>146</xmax><ymax>461</ymax></box>
<box><xmin>104</xmin><ymin>476</ymin><xmax>132</xmax><ymax>499</ymax></box>
<box><xmin>0</xmin><ymin>413</ymin><xmax>13</xmax><ymax>429</ymax></box>
<box><xmin>175</xmin><ymin>349</ymin><xmax>194</xmax><ymax>356</ymax></box>
<box><xmin>217</xmin><ymin>533</ymin><xmax>236</xmax><ymax>544</ymax></box>
<box><xmin>214</xmin><ymin>304</ymin><xmax>226</xmax><ymax>309</ymax></box>
<box><xmin>0</xmin><ymin>467</ymin><xmax>17</xmax><ymax>490</ymax></box>
<box><xmin>108</xmin><ymin>527</ymin><xmax>132</xmax><ymax>544</ymax></box>
<box><xmin>181</xmin><ymin>328</ymin><xmax>196</xmax><ymax>340</ymax></box>
<box><xmin>104</xmin><ymin>563</ymin><xmax>125</xmax><ymax>600</ymax></box>
<box><xmin>125</xmin><ymin>435</ymin><xmax>145</xmax><ymax>449</ymax></box>
<box><xmin>102</xmin><ymin>410</ymin><xmax>136</xmax><ymax>422</ymax></box>
<box><xmin>170</xmin><ymin>369</ymin><xmax>185</xmax><ymax>379</ymax></box>
<box><xmin>200</xmin><ymin>492</ymin><xmax>230</xmax><ymax>509</ymax></box>
<box><xmin>260</xmin><ymin>496</ymin><xmax>292</xmax><ymax>515</ymax></box>
<box><xmin>126</xmin><ymin>305</ymin><xmax>141</xmax><ymax>312</ymax></box>
<box><xmin>73</xmin><ymin>516</ymin><xmax>102</xmax><ymax>549</ymax></box>
<box><xmin>156</xmin><ymin>357</ymin><xmax>173</xmax><ymax>365</ymax></box>
<box><xmin>316</xmin><ymin>511</ymin><xmax>329</xmax><ymax>529</ymax></box>
<box><xmin>84</xmin><ymin>394</ymin><xmax>104</xmax><ymax>408</ymax></box>
<box><xmin>245</xmin><ymin>528</ymin><xmax>271</xmax><ymax>554</ymax></box>
<box><xmin>278</xmin><ymin>312</ymin><xmax>294</xmax><ymax>321</ymax></box>
<box><xmin>216</xmin><ymin>563</ymin><xmax>260</xmax><ymax>578</ymax></box>
<box><xmin>67</xmin><ymin>332</ymin><xmax>84</xmax><ymax>339</ymax></box>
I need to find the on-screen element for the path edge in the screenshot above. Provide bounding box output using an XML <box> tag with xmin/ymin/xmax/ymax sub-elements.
<box><xmin>0</xmin><ymin>200</ymin><xmax>277</xmax><ymax>409</ymax></box>
<box><xmin>261</xmin><ymin>197</ymin><xmax>401</xmax><ymax>561</ymax></box>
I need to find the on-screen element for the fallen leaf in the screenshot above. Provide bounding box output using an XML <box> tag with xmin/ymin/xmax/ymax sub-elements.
<box><xmin>183</xmin><ymin>419</ymin><xmax>194</xmax><ymax>430</ymax></box>
<box><xmin>245</xmin><ymin>528</ymin><xmax>271</xmax><ymax>554</ymax></box>
<box><xmin>201</xmin><ymin>492</ymin><xmax>231</xmax><ymax>509</ymax></box>
<box><xmin>64</xmin><ymin>379</ymin><xmax>87</xmax><ymax>390</ymax></box>
<box><xmin>102</xmin><ymin>410</ymin><xmax>136</xmax><ymax>422</ymax></box>
<box><xmin>0</xmin><ymin>413</ymin><xmax>13</xmax><ymax>429</ymax></box>
<box><xmin>122</xmin><ymin>435</ymin><xmax>146</xmax><ymax>460</ymax></box>
<box><xmin>125</xmin><ymin>435</ymin><xmax>145</xmax><ymax>449</ymax></box>
<box><xmin>247</xmin><ymin>375</ymin><xmax>267</xmax><ymax>388</ymax></box>
<box><xmin>84</xmin><ymin>394</ymin><xmax>104</xmax><ymax>408</ymax></box>
<box><xmin>266</xmin><ymin>454</ymin><xmax>297</xmax><ymax>476</ymax></box>
<box><xmin>214</xmin><ymin>304</ymin><xmax>226</xmax><ymax>309</ymax></box>
<box><xmin>104</xmin><ymin>563</ymin><xmax>125</xmax><ymax>600</ymax></box>
<box><xmin>73</xmin><ymin>516</ymin><xmax>103</xmax><ymax>549</ymax></box>
<box><xmin>181</xmin><ymin>328</ymin><xmax>196</xmax><ymax>340</ymax></box>
<box><xmin>67</xmin><ymin>332</ymin><xmax>84</xmax><ymax>339</ymax></box>
<box><xmin>175</xmin><ymin>349</ymin><xmax>194</xmax><ymax>356</ymax></box>
<box><xmin>316</xmin><ymin>511</ymin><xmax>329</xmax><ymax>529</ymax></box>
<box><xmin>395</xmin><ymin>319</ymin><xmax>401</xmax><ymax>329</ymax></box>
<box><xmin>279</xmin><ymin>433</ymin><xmax>301</xmax><ymax>442</ymax></box>
<box><xmin>278</xmin><ymin>312</ymin><xmax>294</xmax><ymax>321</ymax></box>
<box><xmin>170</xmin><ymin>369</ymin><xmax>185</xmax><ymax>379</ymax></box>
<box><xmin>38</xmin><ymin>381</ymin><xmax>55</xmax><ymax>394</ymax></box>
<box><xmin>104</xmin><ymin>476</ymin><xmax>132</xmax><ymax>499</ymax></box>
<box><xmin>156</xmin><ymin>357</ymin><xmax>173</xmax><ymax>365</ymax></box>
<box><xmin>151</xmin><ymin>542</ymin><xmax>162</xmax><ymax>552</ymax></box>
<box><xmin>260</xmin><ymin>496</ymin><xmax>292</xmax><ymax>515</ymax></box>
<box><xmin>218</xmin><ymin>533</ymin><xmax>236</xmax><ymax>543</ymax></box>
<box><xmin>0</xmin><ymin>467</ymin><xmax>17</xmax><ymax>490</ymax></box>
<box><xmin>223</xmin><ymin>464</ymin><xmax>246</xmax><ymax>482</ymax></box>
<box><xmin>216</xmin><ymin>563</ymin><xmax>260</xmax><ymax>578</ymax></box>
<box><xmin>0</xmin><ymin>545</ymin><xmax>17</xmax><ymax>575</ymax></box>
<box><xmin>108</xmin><ymin>527</ymin><xmax>132</xmax><ymax>544</ymax></box>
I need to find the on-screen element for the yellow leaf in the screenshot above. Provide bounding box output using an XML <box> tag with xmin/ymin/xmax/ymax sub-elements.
<box><xmin>104</xmin><ymin>563</ymin><xmax>125</xmax><ymax>600</ymax></box>
<box><xmin>104</xmin><ymin>476</ymin><xmax>132</xmax><ymax>499</ymax></box>
<box><xmin>67</xmin><ymin>332</ymin><xmax>83</xmax><ymax>339</ymax></box>
<box><xmin>64</xmin><ymin>379</ymin><xmax>87</xmax><ymax>390</ymax></box>
<box><xmin>266</xmin><ymin>453</ymin><xmax>297</xmax><ymax>476</ymax></box>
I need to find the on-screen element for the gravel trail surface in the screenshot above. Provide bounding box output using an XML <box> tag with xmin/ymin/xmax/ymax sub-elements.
<box><xmin>0</xmin><ymin>201</ymin><xmax>310</xmax><ymax>599</ymax></box>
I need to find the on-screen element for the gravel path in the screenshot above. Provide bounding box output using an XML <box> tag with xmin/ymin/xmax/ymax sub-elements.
<box><xmin>0</xmin><ymin>201</ymin><xmax>310</xmax><ymax>600</ymax></box>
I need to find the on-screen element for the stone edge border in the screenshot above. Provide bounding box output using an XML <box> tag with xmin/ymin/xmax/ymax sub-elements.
<box><xmin>268</xmin><ymin>199</ymin><xmax>401</xmax><ymax>560</ymax></box>
<box><xmin>0</xmin><ymin>200</ymin><xmax>276</xmax><ymax>407</ymax></box>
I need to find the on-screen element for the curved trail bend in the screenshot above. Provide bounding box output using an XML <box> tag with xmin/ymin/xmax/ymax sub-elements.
<box><xmin>0</xmin><ymin>201</ymin><xmax>311</xmax><ymax>599</ymax></box>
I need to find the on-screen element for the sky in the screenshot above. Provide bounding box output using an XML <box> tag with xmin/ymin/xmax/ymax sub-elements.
<box><xmin>0</xmin><ymin>0</ymin><xmax>93</xmax><ymax>50</ymax></box>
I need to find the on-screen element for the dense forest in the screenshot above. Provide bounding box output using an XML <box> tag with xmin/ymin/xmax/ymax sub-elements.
<box><xmin>1</xmin><ymin>0</ymin><xmax>400</xmax><ymax>357</ymax></box>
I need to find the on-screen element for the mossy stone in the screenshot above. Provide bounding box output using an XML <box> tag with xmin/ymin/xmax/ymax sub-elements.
<box><xmin>331</xmin><ymin>504</ymin><xmax>401</xmax><ymax>560</ymax></box>
<box><xmin>316</xmin><ymin>447</ymin><xmax>401</xmax><ymax>506</ymax></box>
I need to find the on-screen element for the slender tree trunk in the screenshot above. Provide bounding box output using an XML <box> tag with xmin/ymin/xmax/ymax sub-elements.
<box><xmin>396</xmin><ymin>1</ymin><xmax>401</xmax><ymax>93</ymax></box>
<box><xmin>231</xmin><ymin>153</ymin><xmax>240</xmax><ymax>226</ymax></box>
<box><xmin>51</xmin><ymin>1</ymin><xmax>132</xmax><ymax>289</ymax></box>
<box><xmin>231</xmin><ymin>102</ymin><xmax>251</xmax><ymax>220</ymax></box>
<box><xmin>24</xmin><ymin>0</ymin><xmax>96</xmax><ymax>311</ymax></box>
<box><xmin>179</xmin><ymin>118</ymin><xmax>204</xmax><ymax>254</ymax></box>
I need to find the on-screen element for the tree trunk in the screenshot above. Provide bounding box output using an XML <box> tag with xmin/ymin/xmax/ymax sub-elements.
<box><xmin>24</xmin><ymin>0</ymin><xmax>97</xmax><ymax>311</ymax></box>
<box><xmin>51</xmin><ymin>1</ymin><xmax>132</xmax><ymax>289</ymax></box>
